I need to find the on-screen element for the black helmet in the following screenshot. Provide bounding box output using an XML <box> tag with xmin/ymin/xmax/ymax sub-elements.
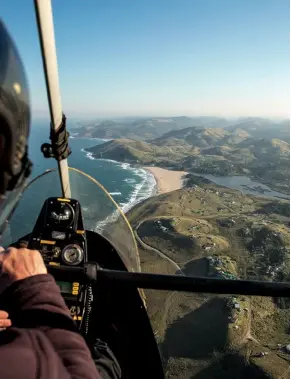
<box><xmin>0</xmin><ymin>20</ymin><xmax>32</xmax><ymax>234</ymax></box>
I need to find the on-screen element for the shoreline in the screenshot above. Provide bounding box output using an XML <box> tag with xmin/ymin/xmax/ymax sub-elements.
<box><xmin>80</xmin><ymin>144</ymin><xmax>185</xmax><ymax>208</ymax></box>
<box><xmin>120</xmin><ymin>166</ymin><xmax>157</xmax><ymax>214</ymax></box>
<box><xmin>143</xmin><ymin>166</ymin><xmax>188</xmax><ymax>195</ymax></box>
<box><xmin>80</xmin><ymin>146</ymin><xmax>157</xmax><ymax>213</ymax></box>
<box><xmin>79</xmin><ymin>141</ymin><xmax>288</xmax><ymax>207</ymax></box>
<box><xmin>78</xmin><ymin>136</ymin><xmax>289</xmax><ymax>198</ymax></box>
<box><xmin>190</xmin><ymin>172</ymin><xmax>289</xmax><ymax>200</ymax></box>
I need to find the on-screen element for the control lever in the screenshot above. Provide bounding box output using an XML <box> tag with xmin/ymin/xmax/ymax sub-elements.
<box><xmin>46</xmin><ymin>263</ymin><xmax>95</xmax><ymax>283</ymax></box>
<box><xmin>46</xmin><ymin>265</ymin><xmax>289</xmax><ymax>297</ymax></box>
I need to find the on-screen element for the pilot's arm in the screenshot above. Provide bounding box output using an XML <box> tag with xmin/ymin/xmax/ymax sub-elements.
<box><xmin>0</xmin><ymin>247</ymin><xmax>101</xmax><ymax>379</ymax></box>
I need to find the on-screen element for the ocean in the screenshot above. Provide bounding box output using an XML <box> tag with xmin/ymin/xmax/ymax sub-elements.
<box><xmin>1</xmin><ymin>120</ymin><xmax>156</xmax><ymax>247</ymax></box>
<box><xmin>29</xmin><ymin>120</ymin><xmax>156</xmax><ymax>213</ymax></box>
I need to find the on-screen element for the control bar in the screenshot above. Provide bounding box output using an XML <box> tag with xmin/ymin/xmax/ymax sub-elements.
<box><xmin>47</xmin><ymin>264</ymin><xmax>290</xmax><ymax>298</ymax></box>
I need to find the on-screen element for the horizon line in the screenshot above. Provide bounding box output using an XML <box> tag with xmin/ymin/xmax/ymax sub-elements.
<box><xmin>31</xmin><ymin>114</ymin><xmax>290</xmax><ymax>121</ymax></box>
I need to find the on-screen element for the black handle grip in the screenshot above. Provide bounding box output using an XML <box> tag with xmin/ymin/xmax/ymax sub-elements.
<box><xmin>47</xmin><ymin>265</ymin><xmax>88</xmax><ymax>282</ymax></box>
<box><xmin>98</xmin><ymin>269</ymin><xmax>289</xmax><ymax>297</ymax></box>
<box><xmin>46</xmin><ymin>265</ymin><xmax>289</xmax><ymax>297</ymax></box>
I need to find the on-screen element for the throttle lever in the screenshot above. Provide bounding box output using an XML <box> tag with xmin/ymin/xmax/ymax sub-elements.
<box><xmin>84</xmin><ymin>262</ymin><xmax>98</xmax><ymax>282</ymax></box>
<box><xmin>46</xmin><ymin>265</ymin><xmax>289</xmax><ymax>297</ymax></box>
<box><xmin>46</xmin><ymin>262</ymin><xmax>98</xmax><ymax>283</ymax></box>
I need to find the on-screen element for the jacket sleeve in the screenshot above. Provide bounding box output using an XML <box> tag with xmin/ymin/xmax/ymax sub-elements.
<box><xmin>0</xmin><ymin>274</ymin><xmax>101</xmax><ymax>379</ymax></box>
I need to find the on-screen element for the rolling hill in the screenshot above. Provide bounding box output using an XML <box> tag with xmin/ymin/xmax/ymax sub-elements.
<box><xmin>236</xmin><ymin>138</ymin><xmax>290</xmax><ymax>157</ymax></box>
<box><xmin>72</xmin><ymin>116</ymin><xmax>290</xmax><ymax>142</ymax></box>
<box><xmin>152</xmin><ymin>127</ymin><xmax>250</xmax><ymax>147</ymax></box>
<box><xmin>126</xmin><ymin>178</ymin><xmax>290</xmax><ymax>379</ymax></box>
<box><xmin>226</xmin><ymin>118</ymin><xmax>290</xmax><ymax>142</ymax></box>
<box><xmin>86</xmin><ymin>128</ymin><xmax>290</xmax><ymax>193</ymax></box>
<box><xmin>86</xmin><ymin>138</ymin><xmax>185</xmax><ymax>164</ymax></box>
<box><xmin>73</xmin><ymin>116</ymin><xmax>197</xmax><ymax>140</ymax></box>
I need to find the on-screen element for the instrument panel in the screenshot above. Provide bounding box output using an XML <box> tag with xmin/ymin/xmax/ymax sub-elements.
<box><xmin>28</xmin><ymin>197</ymin><xmax>87</xmax><ymax>266</ymax></box>
<box><xmin>28</xmin><ymin>197</ymin><xmax>88</xmax><ymax>325</ymax></box>
<box><xmin>56</xmin><ymin>280</ymin><xmax>84</xmax><ymax>321</ymax></box>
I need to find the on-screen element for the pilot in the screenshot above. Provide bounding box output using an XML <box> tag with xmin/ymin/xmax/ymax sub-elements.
<box><xmin>0</xmin><ymin>20</ymin><xmax>121</xmax><ymax>379</ymax></box>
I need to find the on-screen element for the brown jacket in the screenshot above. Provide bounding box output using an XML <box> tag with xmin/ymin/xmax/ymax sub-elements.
<box><xmin>0</xmin><ymin>274</ymin><xmax>101</xmax><ymax>379</ymax></box>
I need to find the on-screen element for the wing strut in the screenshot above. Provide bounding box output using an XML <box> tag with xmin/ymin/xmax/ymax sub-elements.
<box><xmin>34</xmin><ymin>0</ymin><xmax>71</xmax><ymax>198</ymax></box>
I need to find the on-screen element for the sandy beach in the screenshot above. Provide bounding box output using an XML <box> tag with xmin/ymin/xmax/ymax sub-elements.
<box><xmin>144</xmin><ymin>166</ymin><xmax>188</xmax><ymax>194</ymax></box>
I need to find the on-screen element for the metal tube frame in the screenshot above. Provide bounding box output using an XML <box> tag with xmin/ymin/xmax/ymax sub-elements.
<box><xmin>34</xmin><ymin>0</ymin><xmax>71</xmax><ymax>198</ymax></box>
<box><xmin>46</xmin><ymin>265</ymin><xmax>290</xmax><ymax>298</ymax></box>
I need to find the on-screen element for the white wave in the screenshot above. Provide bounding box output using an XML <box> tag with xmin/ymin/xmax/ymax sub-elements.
<box><xmin>120</xmin><ymin>163</ymin><xmax>130</xmax><ymax>170</ymax></box>
<box><xmin>79</xmin><ymin>149</ymin><xmax>157</xmax><ymax>217</ymax></box>
<box><xmin>91</xmin><ymin>208</ymin><xmax>121</xmax><ymax>235</ymax></box>
<box><xmin>70</xmin><ymin>132</ymin><xmax>79</xmax><ymax>138</ymax></box>
<box><xmin>89</xmin><ymin>138</ymin><xmax>110</xmax><ymax>143</ymax></box>
<box><xmin>86</xmin><ymin>152</ymin><xmax>95</xmax><ymax>160</ymax></box>
<box><xmin>83</xmin><ymin>162</ymin><xmax>156</xmax><ymax>216</ymax></box>
<box><xmin>85</xmin><ymin>138</ymin><xmax>112</xmax><ymax>142</ymax></box>
<box><xmin>96</xmin><ymin>158</ymin><xmax>120</xmax><ymax>164</ymax></box>
<box><xmin>121</xmin><ymin>168</ymin><xmax>157</xmax><ymax>214</ymax></box>
<box><xmin>80</xmin><ymin>148</ymin><xmax>96</xmax><ymax>161</ymax></box>
<box><xmin>124</xmin><ymin>178</ymin><xmax>136</xmax><ymax>184</ymax></box>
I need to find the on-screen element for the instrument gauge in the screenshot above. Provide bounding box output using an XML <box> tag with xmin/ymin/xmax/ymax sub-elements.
<box><xmin>50</xmin><ymin>203</ymin><xmax>74</xmax><ymax>227</ymax></box>
<box><xmin>61</xmin><ymin>244</ymin><xmax>84</xmax><ymax>266</ymax></box>
<box><xmin>52</xmin><ymin>231</ymin><xmax>66</xmax><ymax>240</ymax></box>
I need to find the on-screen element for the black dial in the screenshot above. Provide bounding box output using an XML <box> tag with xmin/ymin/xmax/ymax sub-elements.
<box><xmin>50</xmin><ymin>202</ymin><xmax>74</xmax><ymax>227</ymax></box>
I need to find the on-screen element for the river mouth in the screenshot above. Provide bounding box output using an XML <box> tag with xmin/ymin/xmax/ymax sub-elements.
<box><xmin>191</xmin><ymin>173</ymin><xmax>289</xmax><ymax>200</ymax></box>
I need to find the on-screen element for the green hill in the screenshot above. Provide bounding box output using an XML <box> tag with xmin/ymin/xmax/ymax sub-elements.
<box><xmin>72</xmin><ymin>116</ymin><xmax>290</xmax><ymax>142</ymax></box>
<box><xmin>86</xmin><ymin>130</ymin><xmax>290</xmax><ymax>193</ymax></box>
<box><xmin>127</xmin><ymin>180</ymin><xmax>290</xmax><ymax>379</ymax></box>
<box><xmin>152</xmin><ymin>127</ymin><xmax>234</xmax><ymax>147</ymax></box>
<box><xmin>237</xmin><ymin>138</ymin><xmax>290</xmax><ymax>156</ymax></box>
<box><xmin>86</xmin><ymin>138</ymin><xmax>185</xmax><ymax>164</ymax></box>
<box><xmin>74</xmin><ymin>116</ymin><xmax>197</xmax><ymax>140</ymax></box>
<box><xmin>226</xmin><ymin>118</ymin><xmax>290</xmax><ymax>142</ymax></box>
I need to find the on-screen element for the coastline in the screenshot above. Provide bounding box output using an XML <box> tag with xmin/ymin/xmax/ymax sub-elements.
<box><xmin>79</xmin><ymin>145</ymin><xmax>157</xmax><ymax>212</ymax></box>
<box><xmin>144</xmin><ymin>166</ymin><xmax>188</xmax><ymax>195</ymax></box>
<box><xmin>75</xmin><ymin>135</ymin><xmax>289</xmax><ymax>198</ymax></box>
<box><xmin>120</xmin><ymin>165</ymin><xmax>157</xmax><ymax>214</ymax></box>
<box><xmin>80</xmin><ymin>140</ymin><xmax>188</xmax><ymax>208</ymax></box>
<box><xmin>80</xmin><ymin>143</ymin><xmax>288</xmax><ymax>211</ymax></box>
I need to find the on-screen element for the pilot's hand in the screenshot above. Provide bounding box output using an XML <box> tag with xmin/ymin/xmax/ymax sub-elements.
<box><xmin>0</xmin><ymin>310</ymin><xmax>11</xmax><ymax>331</ymax></box>
<box><xmin>0</xmin><ymin>247</ymin><xmax>47</xmax><ymax>283</ymax></box>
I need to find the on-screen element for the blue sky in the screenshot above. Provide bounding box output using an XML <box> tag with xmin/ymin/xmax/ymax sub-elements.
<box><xmin>1</xmin><ymin>0</ymin><xmax>290</xmax><ymax>119</ymax></box>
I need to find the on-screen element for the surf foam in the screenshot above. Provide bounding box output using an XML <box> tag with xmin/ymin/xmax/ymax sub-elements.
<box><xmin>80</xmin><ymin>148</ymin><xmax>157</xmax><ymax>214</ymax></box>
<box><xmin>120</xmin><ymin>166</ymin><xmax>156</xmax><ymax>214</ymax></box>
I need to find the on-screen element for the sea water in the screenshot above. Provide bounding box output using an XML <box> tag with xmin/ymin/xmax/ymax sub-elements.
<box><xmin>1</xmin><ymin>120</ymin><xmax>156</xmax><ymax>246</ymax></box>
<box><xmin>29</xmin><ymin>120</ymin><xmax>156</xmax><ymax>213</ymax></box>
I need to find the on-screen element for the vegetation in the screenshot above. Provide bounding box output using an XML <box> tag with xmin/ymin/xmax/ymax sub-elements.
<box><xmin>73</xmin><ymin>116</ymin><xmax>290</xmax><ymax>142</ymax></box>
<box><xmin>74</xmin><ymin>115</ymin><xmax>290</xmax><ymax>378</ymax></box>
<box><xmin>86</xmin><ymin>126</ymin><xmax>290</xmax><ymax>194</ymax></box>
<box><xmin>73</xmin><ymin>116</ymin><xmax>197</xmax><ymax>140</ymax></box>
<box><xmin>86</xmin><ymin>138</ymin><xmax>185</xmax><ymax>165</ymax></box>
<box><xmin>127</xmin><ymin>180</ymin><xmax>290</xmax><ymax>379</ymax></box>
